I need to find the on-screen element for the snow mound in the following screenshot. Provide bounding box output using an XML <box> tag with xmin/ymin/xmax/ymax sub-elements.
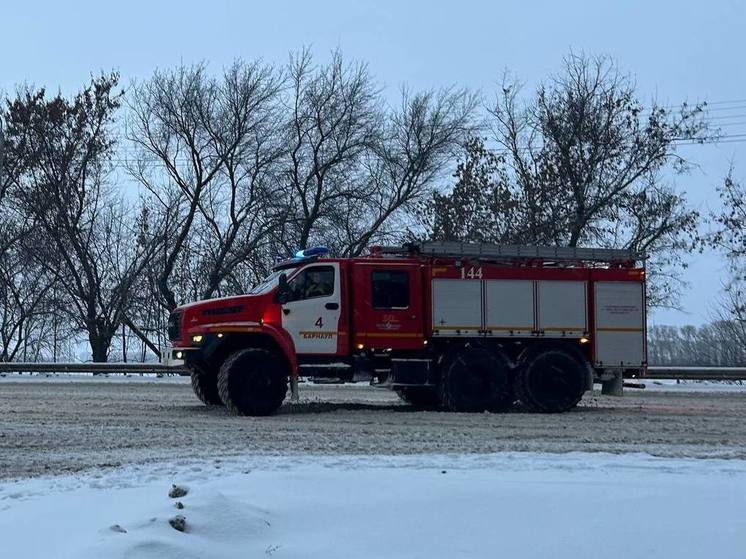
<box><xmin>83</xmin><ymin>485</ymin><xmax>272</xmax><ymax>559</ymax></box>
<box><xmin>1</xmin><ymin>453</ymin><xmax>745</xmax><ymax>559</ymax></box>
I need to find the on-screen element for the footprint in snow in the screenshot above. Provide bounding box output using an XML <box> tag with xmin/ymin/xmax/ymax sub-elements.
<box><xmin>168</xmin><ymin>484</ymin><xmax>188</xmax><ymax>498</ymax></box>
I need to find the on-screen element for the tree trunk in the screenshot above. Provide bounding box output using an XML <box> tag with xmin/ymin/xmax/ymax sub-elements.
<box><xmin>121</xmin><ymin>322</ymin><xmax>127</xmax><ymax>363</ymax></box>
<box><xmin>89</xmin><ymin>333</ymin><xmax>111</xmax><ymax>363</ymax></box>
<box><xmin>122</xmin><ymin>316</ymin><xmax>162</xmax><ymax>360</ymax></box>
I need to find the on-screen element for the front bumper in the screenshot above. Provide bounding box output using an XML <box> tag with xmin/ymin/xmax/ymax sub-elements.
<box><xmin>162</xmin><ymin>347</ymin><xmax>195</xmax><ymax>367</ymax></box>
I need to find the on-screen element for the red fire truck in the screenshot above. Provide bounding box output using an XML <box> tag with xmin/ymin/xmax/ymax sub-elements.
<box><xmin>166</xmin><ymin>242</ymin><xmax>646</xmax><ymax>416</ymax></box>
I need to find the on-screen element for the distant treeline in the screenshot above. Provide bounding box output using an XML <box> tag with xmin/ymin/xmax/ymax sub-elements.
<box><xmin>648</xmin><ymin>322</ymin><xmax>746</xmax><ymax>367</ymax></box>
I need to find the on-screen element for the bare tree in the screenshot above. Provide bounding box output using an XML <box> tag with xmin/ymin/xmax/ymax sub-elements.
<box><xmin>712</xmin><ymin>171</ymin><xmax>746</xmax><ymax>273</ymax></box>
<box><xmin>422</xmin><ymin>54</ymin><xmax>707</xmax><ymax>307</ymax></box>
<box><xmin>0</xmin><ymin>243</ymin><xmax>57</xmax><ymax>361</ymax></box>
<box><xmin>712</xmin><ymin>288</ymin><xmax>746</xmax><ymax>353</ymax></box>
<box><xmin>127</xmin><ymin>51</ymin><xmax>474</xmax><ymax>354</ymax></box>
<box><xmin>0</xmin><ymin>103</ymin><xmax>33</xmax><ymax>260</ymax></box>
<box><xmin>1</xmin><ymin>98</ymin><xmax>69</xmax><ymax>362</ymax></box>
<box><xmin>281</xmin><ymin>51</ymin><xmax>476</xmax><ymax>257</ymax></box>
<box><xmin>128</xmin><ymin>59</ymin><xmax>286</xmax><ymax>318</ymax></box>
<box><xmin>710</xmin><ymin>171</ymin><xmax>746</xmax><ymax>340</ymax></box>
<box><xmin>419</xmin><ymin>137</ymin><xmax>517</xmax><ymax>243</ymax></box>
<box><xmin>340</xmin><ymin>87</ymin><xmax>477</xmax><ymax>256</ymax></box>
<box><xmin>5</xmin><ymin>75</ymin><xmax>159</xmax><ymax>362</ymax></box>
<box><xmin>281</xmin><ymin>49</ymin><xmax>380</xmax><ymax>252</ymax></box>
<box><xmin>0</xmin><ymin>115</ymin><xmax>71</xmax><ymax>361</ymax></box>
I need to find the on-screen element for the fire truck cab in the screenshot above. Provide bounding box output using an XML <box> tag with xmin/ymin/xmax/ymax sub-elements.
<box><xmin>167</xmin><ymin>242</ymin><xmax>646</xmax><ymax>416</ymax></box>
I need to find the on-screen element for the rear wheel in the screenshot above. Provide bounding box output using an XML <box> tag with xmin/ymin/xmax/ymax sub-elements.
<box><xmin>217</xmin><ymin>348</ymin><xmax>288</xmax><ymax>416</ymax></box>
<box><xmin>396</xmin><ymin>387</ymin><xmax>440</xmax><ymax>410</ymax></box>
<box><xmin>439</xmin><ymin>347</ymin><xmax>513</xmax><ymax>412</ymax></box>
<box><xmin>190</xmin><ymin>367</ymin><xmax>223</xmax><ymax>406</ymax></box>
<box><xmin>516</xmin><ymin>348</ymin><xmax>586</xmax><ymax>413</ymax></box>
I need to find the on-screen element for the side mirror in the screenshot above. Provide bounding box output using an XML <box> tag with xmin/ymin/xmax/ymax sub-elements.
<box><xmin>275</xmin><ymin>273</ymin><xmax>290</xmax><ymax>304</ymax></box>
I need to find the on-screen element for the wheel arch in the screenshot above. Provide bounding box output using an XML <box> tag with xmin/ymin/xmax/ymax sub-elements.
<box><xmin>432</xmin><ymin>339</ymin><xmax>513</xmax><ymax>368</ymax></box>
<box><xmin>517</xmin><ymin>340</ymin><xmax>595</xmax><ymax>395</ymax></box>
<box><xmin>203</xmin><ymin>331</ymin><xmax>294</xmax><ymax>377</ymax></box>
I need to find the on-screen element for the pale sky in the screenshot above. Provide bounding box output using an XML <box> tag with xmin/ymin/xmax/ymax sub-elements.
<box><xmin>2</xmin><ymin>0</ymin><xmax>744</xmax><ymax>326</ymax></box>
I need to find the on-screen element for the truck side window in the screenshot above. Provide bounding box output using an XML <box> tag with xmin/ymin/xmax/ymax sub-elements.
<box><xmin>287</xmin><ymin>266</ymin><xmax>335</xmax><ymax>301</ymax></box>
<box><xmin>372</xmin><ymin>270</ymin><xmax>409</xmax><ymax>309</ymax></box>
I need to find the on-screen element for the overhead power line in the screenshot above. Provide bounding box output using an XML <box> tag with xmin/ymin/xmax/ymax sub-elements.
<box><xmin>689</xmin><ymin>98</ymin><xmax>746</xmax><ymax>106</ymax></box>
<box><xmin>701</xmin><ymin>103</ymin><xmax>746</xmax><ymax>112</ymax></box>
<box><xmin>107</xmin><ymin>132</ymin><xmax>746</xmax><ymax>166</ymax></box>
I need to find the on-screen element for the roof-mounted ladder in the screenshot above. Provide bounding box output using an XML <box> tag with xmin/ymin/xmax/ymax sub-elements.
<box><xmin>377</xmin><ymin>241</ymin><xmax>642</xmax><ymax>266</ymax></box>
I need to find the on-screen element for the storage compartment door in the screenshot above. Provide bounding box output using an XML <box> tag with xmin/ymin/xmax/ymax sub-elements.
<box><xmin>432</xmin><ymin>279</ymin><xmax>482</xmax><ymax>336</ymax></box>
<box><xmin>484</xmin><ymin>280</ymin><xmax>534</xmax><ymax>336</ymax></box>
<box><xmin>537</xmin><ymin>280</ymin><xmax>587</xmax><ymax>337</ymax></box>
<box><xmin>594</xmin><ymin>281</ymin><xmax>645</xmax><ymax>367</ymax></box>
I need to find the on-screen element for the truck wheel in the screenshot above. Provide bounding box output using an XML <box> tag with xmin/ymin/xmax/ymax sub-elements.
<box><xmin>439</xmin><ymin>347</ymin><xmax>513</xmax><ymax>413</ymax></box>
<box><xmin>190</xmin><ymin>367</ymin><xmax>223</xmax><ymax>406</ymax></box>
<box><xmin>516</xmin><ymin>349</ymin><xmax>586</xmax><ymax>413</ymax></box>
<box><xmin>217</xmin><ymin>349</ymin><xmax>288</xmax><ymax>416</ymax></box>
<box><xmin>396</xmin><ymin>387</ymin><xmax>440</xmax><ymax>410</ymax></box>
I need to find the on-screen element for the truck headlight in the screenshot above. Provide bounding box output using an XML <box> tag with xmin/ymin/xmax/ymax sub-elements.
<box><xmin>192</xmin><ymin>335</ymin><xmax>203</xmax><ymax>344</ymax></box>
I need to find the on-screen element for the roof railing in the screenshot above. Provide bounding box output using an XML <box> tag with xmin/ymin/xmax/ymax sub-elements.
<box><xmin>376</xmin><ymin>241</ymin><xmax>643</xmax><ymax>265</ymax></box>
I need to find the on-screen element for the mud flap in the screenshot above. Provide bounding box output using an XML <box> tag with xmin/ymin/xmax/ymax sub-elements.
<box><xmin>601</xmin><ymin>371</ymin><xmax>623</xmax><ymax>396</ymax></box>
<box><xmin>388</xmin><ymin>358</ymin><xmax>433</xmax><ymax>386</ymax></box>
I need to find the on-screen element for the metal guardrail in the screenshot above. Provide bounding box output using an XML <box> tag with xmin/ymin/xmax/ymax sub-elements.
<box><xmin>0</xmin><ymin>363</ymin><xmax>744</xmax><ymax>381</ymax></box>
<box><xmin>0</xmin><ymin>362</ymin><xmax>187</xmax><ymax>375</ymax></box>
<box><xmin>644</xmin><ymin>366</ymin><xmax>746</xmax><ymax>381</ymax></box>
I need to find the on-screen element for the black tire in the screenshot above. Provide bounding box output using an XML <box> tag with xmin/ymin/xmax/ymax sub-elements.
<box><xmin>396</xmin><ymin>387</ymin><xmax>440</xmax><ymax>410</ymax></box>
<box><xmin>217</xmin><ymin>348</ymin><xmax>288</xmax><ymax>416</ymax></box>
<box><xmin>190</xmin><ymin>367</ymin><xmax>223</xmax><ymax>406</ymax></box>
<box><xmin>438</xmin><ymin>346</ymin><xmax>513</xmax><ymax>413</ymax></box>
<box><xmin>515</xmin><ymin>349</ymin><xmax>586</xmax><ymax>413</ymax></box>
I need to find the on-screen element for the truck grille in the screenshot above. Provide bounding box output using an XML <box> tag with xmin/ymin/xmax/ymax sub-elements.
<box><xmin>167</xmin><ymin>311</ymin><xmax>182</xmax><ymax>342</ymax></box>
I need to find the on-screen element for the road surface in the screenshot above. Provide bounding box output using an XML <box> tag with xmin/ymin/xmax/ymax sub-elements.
<box><xmin>1</xmin><ymin>377</ymin><xmax>744</xmax><ymax>479</ymax></box>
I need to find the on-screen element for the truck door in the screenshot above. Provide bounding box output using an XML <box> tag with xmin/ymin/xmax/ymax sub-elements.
<box><xmin>352</xmin><ymin>263</ymin><xmax>424</xmax><ymax>350</ymax></box>
<box><xmin>281</xmin><ymin>263</ymin><xmax>341</xmax><ymax>354</ymax></box>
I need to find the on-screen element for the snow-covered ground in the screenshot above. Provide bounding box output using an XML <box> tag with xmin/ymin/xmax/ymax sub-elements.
<box><xmin>639</xmin><ymin>379</ymin><xmax>746</xmax><ymax>392</ymax></box>
<box><xmin>4</xmin><ymin>372</ymin><xmax>746</xmax><ymax>393</ymax></box>
<box><xmin>1</xmin><ymin>452</ymin><xmax>744</xmax><ymax>559</ymax></box>
<box><xmin>2</xmin><ymin>376</ymin><xmax>744</xmax><ymax>556</ymax></box>
<box><xmin>0</xmin><ymin>372</ymin><xmax>190</xmax><ymax>384</ymax></box>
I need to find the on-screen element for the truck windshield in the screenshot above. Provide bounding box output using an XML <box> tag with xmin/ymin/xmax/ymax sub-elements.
<box><xmin>247</xmin><ymin>269</ymin><xmax>292</xmax><ymax>295</ymax></box>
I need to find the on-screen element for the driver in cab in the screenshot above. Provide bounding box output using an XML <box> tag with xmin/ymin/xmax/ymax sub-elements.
<box><xmin>304</xmin><ymin>270</ymin><xmax>332</xmax><ymax>298</ymax></box>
